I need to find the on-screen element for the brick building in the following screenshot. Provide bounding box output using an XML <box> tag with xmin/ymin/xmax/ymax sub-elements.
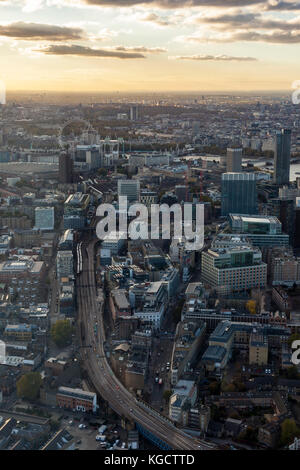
<box><xmin>56</xmin><ymin>386</ymin><xmax>97</xmax><ymax>413</ymax></box>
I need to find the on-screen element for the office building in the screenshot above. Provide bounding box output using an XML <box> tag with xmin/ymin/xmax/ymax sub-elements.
<box><xmin>118</xmin><ymin>179</ymin><xmax>140</xmax><ymax>203</ymax></box>
<box><xmin>63</xmin><ymin>215</ymin><xmax>85</xmax><ymax>230</ymax></box>
<box><xmin>268</xmin><ymin>198</ymin><xmax>295</xmax><ymax>244</ymax></box>
<box><xmin>229</xmin><ymin>214</ymin><xmax>289</xmax><ymax>247</ymax></box>
<box><xmin>170</xmin><ymin>320</ymin><xmax>206</xmax><ymax>386</ymax></box>
<box><xmin>273</xmin><ymin>129</ymin><xmax>291</xmax><ymax>185</ymax></box>
<box><xmin>0</xmin><ymin>258</ymin><xmax>46</xmax><ymax>305</ymax></box>
<box><xmin>139</xmin><ymin>190</ymin><xmax>158</xmax><ymax>208</ymax></box>
<box><xmin>175</xmin><ymin>185</ymin><xmax>188</xmax><ymax>203</ymax></box>
<box><xmin>130</xmin><ymin>105</ymin><xmax>139</xmax><ymax>121</ymax></box>
<box><xmin>202</xmin><ymin>320</ymin><xmax>288</xmax><ymax>372</ymax></box>
<box><xmin>0</xmin><ymin>150</ymin><xmax>10</xmax><ymax>163</ymax></box>
<box><xmin>64</xmin><ymin>192</ymin><xmax>90</xmax><ymax>216</ymax></box>
<box><xmin>56</xmin><ymin>251</ymin><xmax>74</xmax><ymax>279</ymax></box>
<box><xmin>201</xmin><ymin>245</ymin><xmax>267</xmax><ymax>292</ymax></box>
<box><xmin>75</xmin><ymin>145</ymin><xmax>101</xmax><ymax>170</ymax></box>
<box><xmin>58</xmin><ymin>230</ymin><xmax>74</xmax><ymax>251</ymax></box>
<box><xmin>221</xmin><ymin>173</ymin><xmax>257</xmax><ymax>216</ymax></box>
<box><xmin>59</xmin><ymin>152</ymin><xmax>73</xmax><ymax>184</ymax></box>
<box><xmin>271</xmin><ymin>252</ymin><xmax>300</xmax><ymax>286</ymax></box>
<box><xmin>226</xmin><ymin>148</ymin><xmax>242</xmax><ymax>172</ymax></box>
<box><xmin>101</xmin><ymin>231</ymin><xmax>126</xmax><ymax>255</ymax></box>
<box><xmin>56</xmin><ymin>386</ymin><xmax>97</xmax><ymax>413</ymax></box>
<box><xmin>249</xmin><ymin>331</ymin><xmax>268</xmax><ymax>365</ymax></box>
<box><xmin>35</xmin><ymin>207</ymin><xmax>55</xmax><ymax>231</ymax></box>
<box><xmin>63</xmin><ymin>192</ymin><xmax>89</xmax><ymax>229</ymax></box>
<box><xmin>169</xmin><ymin>380</ymin><xmax>197</xmax><ymax>423</ymax></box>
<box><xmin>4</xmin><ymin>324</ymin><xmax>32</xmax><ymax>341</ymax></box>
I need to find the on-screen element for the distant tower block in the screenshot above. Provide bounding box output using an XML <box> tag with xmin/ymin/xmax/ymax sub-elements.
<box><xmin>226</xmin><ymin>148</ymin><xmax>242</xmax><ymax>173</ymax></box>
<box><xmin>273</xmin><ymin>129</ymin><xmax>291</xmax><ymax>185</ymax></box>
<box><xmin>59</xmin><ymin>152</ymin><xmax>74</xmax><ymax>184</ymax></box>
<box><xmin>130</xmin><ymin>105</ymin><xmax>139</xmax><ymax>121</ymax></box>
<box><xmin>0</xmin><ymin>79</ymin><xmax>6</xmax><ymax>105</ymax></box>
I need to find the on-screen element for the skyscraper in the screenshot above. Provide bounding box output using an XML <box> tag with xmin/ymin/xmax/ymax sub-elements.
<box><xmin>273</xmin><ymin>129</ymin><xmax>291</xmax><ymax>185</ymax></box>
<box><xmin>130</xmin><ymin>105</ymin><xmax>139</xmax><ymax>121</ymax></box>
<box><xmin>59</xmin><ymin>152</ymin><xmax>73</xmax><ymax>184</ymax></box>
<box><xmin>226</xmin><ymin>148</ymin><xmax>242</xmax><ymax>172</ymax></box>
<box><xmin>221</xmin><ymin>173</ymin><xmax>257</xmax><ymax>216</ymax></box>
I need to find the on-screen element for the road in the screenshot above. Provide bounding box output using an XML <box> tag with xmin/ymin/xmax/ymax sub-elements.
<box><xmin>76</xmin><ymin>238</ymin><xmax>216</xmax><ymax>450</ymax></box>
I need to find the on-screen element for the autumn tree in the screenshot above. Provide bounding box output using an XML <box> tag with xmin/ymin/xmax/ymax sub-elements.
<box><xmin>17</xmin><ymin>372</ymin><xmax>42</xmax><ymax>400</ymax></box>
<box><xmin>163</xmin><ymin>390</ymin><xmax>172</xmax><ymax>403</ymax></box>
<box><xmin>51</xmin><ymin>319</ymin><xmax>73</xmax><ymax>348</ymax></box>
<box><xmin>246</xmin><ymin>300</ymin><xmax>257</xmax><ymax>315</ymax></box>
<box><xmin>288</xmin><ymin>333</ymin><xmax>300</xmax><ymax>348</ymax></box>
<box><xmin>280</xmin><ymin>418</ymin><xmax>300</xmax><ymax>446</ymax></box>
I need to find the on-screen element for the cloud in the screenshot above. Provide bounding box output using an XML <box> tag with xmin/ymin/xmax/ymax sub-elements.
<box><xmin>187</xmin><ymin>29</ymin><xmax>300</xmax><ymax>43</ymax></box>
<box><xmin>173</xmin><ymin>54</ymin><xmax>257</xmax><ymax>61</ymax></box>
<box><xmin>114</xmin><ymin>45</ymin><xmax>166</xmax><ymax>52</ymax></box>
<box><xmin>264</xmin><ymin>1</ymin><xmax>300</xmax><ymax>10</ymax></box>
<box><xmin>0</xmin><ymin>22</ymin><xmax>85</xmax><ymax>41</ymax></box>
<box><xmin>194</xmin><ymin>11</ymin><xmax>300</xmax><ymax>31</ymax></box>
<box><xmin>232</xmin><ymin>30</ymin><xmax>300</xmax><ymax>42</ymax></box>
<box><xmin>82</xmin><ymin>0</ymin><xmax>264</xmax><ymax>8</ymax></box>
<box><xmin>141</xmin><ymin>12</ymin><xmax>172</xmax><ymax>26</ymax></box>
<box><xmin>34</xmin><ymin>44</ymin><xmax>147</xmax><ymax>58</ymax></box>
<box><xmin>80</xmin><ymin>0</ymin><xmax>300</xmax><ymax>14</ymax></box>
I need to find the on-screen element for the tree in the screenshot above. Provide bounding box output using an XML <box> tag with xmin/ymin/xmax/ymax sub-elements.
<box><xmin>209</xmin><ymin>381</ymin><xmax>221</xmax><ymax>395</ymax></box>
<box><xmin>51</xmin><ymin>319</ymin><xmax>73</xmax><ymax>348</ymax></box>
<box><xmin>234</xmin><ymin>381</ymin><xmax>246</xmax><ymax>392</ymax></box>
<box><xmin>172</xmin><ymin>299</ymin><xmax>184</xmax><ymax>324</ymax></box>
<box><xmin>17</xmin><ymin>372</ymin><xmax>42</xmax><ymax>400</ymax></box>
<box><xmin>163</xmin><ymin>390</ymin><xmax>172</xmax><ymax>403</ymax></box>
<box><xmin>98</xmin><ymin>168</ymin><xmax>108</xmax><ymax>177</ymax></box>
<box><xmin>280</xmin><ymin>418</ymin><xmax>300</xmax><ymax>446</ymax></box>
<box><xmin>222</xmin><ymin>383</ymin><xmax>236</xmax><ymax>393</ymax></box>
<box><xmin>238</xmin><ymin>426</ymin><xmax>258</xmax><ymax>444</ymax></box>
<box><xmin>220</xmin><ymin>379</ymin><xmax>237</xmax><ymax>393</ymax></box>
<box><xmin>288</xmin><ymin>333</ymin><xmax>300</xmax><ymax>349</ymax></box>
<box><xmin>246</xmin><ymin>300</ymin><xmax>257</xmax><ymax>315</ymax></box>
<box><xmin>285</xmin><ymin>366</ymin><xmax>300</xmax><ymax>380</ymax></box>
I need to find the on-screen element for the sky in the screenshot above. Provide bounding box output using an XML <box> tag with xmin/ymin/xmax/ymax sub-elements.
<box><xmin>0</xmin><ymin>0</ymin><xmax>300</xmax><ymax>92</ymax></box>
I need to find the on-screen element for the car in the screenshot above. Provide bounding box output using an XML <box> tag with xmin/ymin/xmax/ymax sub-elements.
<box><xmin>76</xmin><ymin>440</ymin><xmax>82</xmax><ymax>445</ymax></box>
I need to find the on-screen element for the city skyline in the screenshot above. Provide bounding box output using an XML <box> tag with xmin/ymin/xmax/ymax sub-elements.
<box><xmin>0</xmin><ymin>0</ymin><xmax>300</xmax><ymax>92</ymax></box>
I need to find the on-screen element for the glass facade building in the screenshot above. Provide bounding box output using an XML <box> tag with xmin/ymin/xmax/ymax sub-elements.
<box><xmin>221</xmin><ymin>173</ymin><xmax>257</xmax><ymax>217</ymax></box>
<box><xmin>273</xmin><ymin>128</ymin><xmax>291</xmax><ymax>185</ymax></box>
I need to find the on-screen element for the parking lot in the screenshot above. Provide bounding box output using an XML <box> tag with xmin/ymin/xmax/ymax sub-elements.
<box><xmin>62</xmin><ymin>418</ymin><xmax>100</xmax><ymax>450</ymax></box>
<box><xmin>61</xmin><ymin>416</ymin><xmax>126</xmax><ymax>450</ymax></box>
